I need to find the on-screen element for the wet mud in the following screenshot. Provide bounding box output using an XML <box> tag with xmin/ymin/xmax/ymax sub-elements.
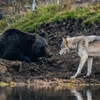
<box><xmin>1</xmin><ymin>18</ymin><xmax>100</xmax><ymax>87</ymax></box>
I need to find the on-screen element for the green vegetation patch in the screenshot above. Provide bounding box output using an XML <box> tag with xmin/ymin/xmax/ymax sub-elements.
<box><xmin>0</xmin><ymin>4</ymin><xmax>100</xmax><ymax>33</ymax></box>
<box><xmin>0</xmin><ymin>82</ymin><xmax>8</xmax><ymax>87</ymax></box>
<box><xmin>11</xmin><ymin>5</ymin><xmax>60</xmax><ymax>32</ymax></box>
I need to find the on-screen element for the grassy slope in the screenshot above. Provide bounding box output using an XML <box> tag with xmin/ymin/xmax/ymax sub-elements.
<box><xmin>0</xmin><ymin>3</ymin><xmax>100</xmax><ymax>33</ymax></box>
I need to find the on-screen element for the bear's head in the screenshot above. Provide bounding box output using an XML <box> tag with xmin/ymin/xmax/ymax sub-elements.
<box><xmin>32</xmin><ymin>33</ymin><xmax>53</xmax><ymax>61</ymax></box>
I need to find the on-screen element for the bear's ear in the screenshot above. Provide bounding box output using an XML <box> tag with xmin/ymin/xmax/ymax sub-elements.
<box><xmin>39</xmin><ymin>32</ymin><xmax>46</xmax><ymax>38</ymax></box>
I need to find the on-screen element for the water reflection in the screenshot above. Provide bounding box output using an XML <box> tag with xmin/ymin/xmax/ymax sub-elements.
<box><xmin>71</xmin><ymin>88</ymin><xmax>92</xmax><ymax>100</ymax></box>
<box><xmin>0</xmin><ymin>86</ymin><xmax>100</xmax><ymax>100</ymax></box>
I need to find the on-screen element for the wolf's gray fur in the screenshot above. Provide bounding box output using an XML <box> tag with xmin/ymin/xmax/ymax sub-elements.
<box><xmin>58</xmin><ymin>35</ymin><xmax>100</xmax><ymax>78</ymax></box>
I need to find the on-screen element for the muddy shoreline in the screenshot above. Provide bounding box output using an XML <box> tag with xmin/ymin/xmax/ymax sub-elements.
<box><xmin>1</xmin><ymin>2</ymin><xmax>100</xmax><ymax>86</ymax></box>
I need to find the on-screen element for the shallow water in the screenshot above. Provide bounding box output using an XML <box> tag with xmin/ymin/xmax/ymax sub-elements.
<box><xmin>0</xmin><ymin>86</ymin><xmax>100</xmax><ymax>100</ymax></box>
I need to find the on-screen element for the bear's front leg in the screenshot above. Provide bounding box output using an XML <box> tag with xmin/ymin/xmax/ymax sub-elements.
<box><xmin>17</xmin><ymin>53</ymin><xmax>31</xmax><ymax>63</ymax></box>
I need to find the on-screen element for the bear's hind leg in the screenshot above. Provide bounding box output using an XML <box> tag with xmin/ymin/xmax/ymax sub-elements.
<box><xmin>2</xmin><ymin>52</ymin><xmax>31</xmax><ymax>63</ymax></box>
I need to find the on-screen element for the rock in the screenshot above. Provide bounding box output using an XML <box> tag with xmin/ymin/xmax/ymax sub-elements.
<box><xmin>5</xmin><ymin>77</ymin><xmax>12</xmax><ymax>83</ymax></box>
<box><xmin>10</xmin><ymin>61</ymin><xmax>22</xmax><ymax>72</ymax></box>
<box><xmin>0</xmin><ymin>65</ymin><xmax>7</xmax><ymax>74</ymax></box>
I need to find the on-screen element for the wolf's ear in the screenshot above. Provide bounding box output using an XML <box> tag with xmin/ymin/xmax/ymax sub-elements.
<box><xmin>62</xmin><ymin>37</ymin><xmax>65</xmax><ymax>42</ymax></box>
<box><xmin>66</xmin><ymin>36</ymin><xmax>70</xmax><ymax>38</ymax></box>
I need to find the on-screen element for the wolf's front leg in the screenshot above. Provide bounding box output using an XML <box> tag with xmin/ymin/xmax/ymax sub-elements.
<box><xmin>85</xmin><ymin>57</ymin><xmax>93</xmax><ymax>77</ymax></box>
<box><xmin>71</xmin><ymin>56</ymin><xmax>88</xmax><ymax>78</ymax></box>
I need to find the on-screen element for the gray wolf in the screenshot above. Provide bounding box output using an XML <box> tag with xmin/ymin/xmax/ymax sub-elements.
<box><xmin>58</xmin><ymin>35</ymin><xmax>100</xmax><ymax>78</ymax></box>
<box><xmin>0</xmin><ymin>29</ymin><xmax>52</xmax><ymax>63</ymax></box>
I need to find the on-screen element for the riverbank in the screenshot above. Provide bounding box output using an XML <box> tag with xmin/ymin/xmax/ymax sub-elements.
<box><xmin>1</xmin><ymin>19</ymin><xmax>100</xmax><ymax>87</ymax></box>
<box><xmin>0</xmin><ymin>1</ymin><xmax>100</xmax><ymax>88</ymax></box>
<box><xmin>0</xmin><ymin>77</ymin><xmax>100</xmax><ymax>88</ymax></box>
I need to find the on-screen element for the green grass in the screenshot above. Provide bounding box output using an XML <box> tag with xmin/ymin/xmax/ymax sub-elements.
<box><xmin>10</xmin><ymin>5</ymin><xmax>60</xmax><ymax>32</ymax></box>
<box><xmin>0</xmin><ymin>3</ymin><xmax>100</xmax><ymax>33</ymax></box>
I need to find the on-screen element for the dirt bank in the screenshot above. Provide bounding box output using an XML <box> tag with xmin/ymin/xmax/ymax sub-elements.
<box><xmin>0</xmin><ymin>17</ymin><xmax>100</xmax><ymax>87</ymax></box>
<box><xmin>0</xmin><ymin>0</ymin><xmax>100</xmax><ymax>87</ymax></box>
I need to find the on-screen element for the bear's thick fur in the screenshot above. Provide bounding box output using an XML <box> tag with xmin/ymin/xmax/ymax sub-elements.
<box><xmin>0</xmin><ymin>29</ymin><xmax>52</xmax><ymax>63</ymax></box>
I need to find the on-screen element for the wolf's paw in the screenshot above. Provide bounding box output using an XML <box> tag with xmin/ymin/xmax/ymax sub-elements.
<box><xmin>83</xmin><ymin>75</ymin><xmax>91</xmax><ymax>78</ymax></box>
<box><xmin>70</xmin><ymin>76</ymin><xmax>76</xmax><ymax>79</ymax></box>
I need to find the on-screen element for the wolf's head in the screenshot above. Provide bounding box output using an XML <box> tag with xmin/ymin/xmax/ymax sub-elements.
<box><xmin>58</xmin><ymin>36</ymin><xmax>84</xmax><ymax>55</ymax></box>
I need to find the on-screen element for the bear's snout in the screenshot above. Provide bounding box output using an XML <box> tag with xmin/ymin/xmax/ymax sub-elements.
<box><xmin>44</xmin><ymin>46</ymin><xmax>53</xmax><ymax>58</ymax></box>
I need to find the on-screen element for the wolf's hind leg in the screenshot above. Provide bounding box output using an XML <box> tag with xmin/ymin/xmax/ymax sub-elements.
<box><xmin>71</xmin><ymin>56</ymin><xmax>88</xmax><ymax>78</ymax></box>
<box><xmin>85</xmin><ymin>57</ymin><xmax>93</xmax><ymax>77</ymax></box>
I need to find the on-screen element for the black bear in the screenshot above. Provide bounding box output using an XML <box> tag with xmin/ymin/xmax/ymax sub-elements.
<box><xmin>0</xmin><ymin>29</ymin><xmax>52</xmax><ymax>63</ymax></box>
